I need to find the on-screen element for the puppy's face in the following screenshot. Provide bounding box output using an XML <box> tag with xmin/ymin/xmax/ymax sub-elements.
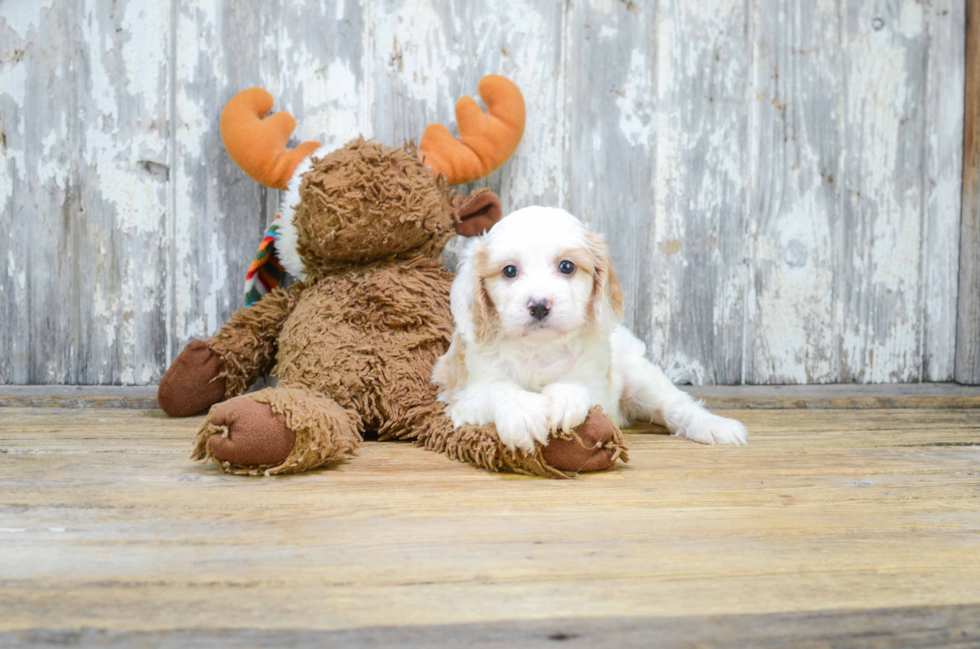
<box><xmin>467</xmin><ymin>207</ymin><xmax>623</xmax><ymax>341</ymax></box>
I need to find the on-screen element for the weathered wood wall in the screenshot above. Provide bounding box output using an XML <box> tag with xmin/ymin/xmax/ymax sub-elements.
<box><xmin>957</xmin><ymin>0</ymin><xmax>980</xmax><ymax>384</ymax></box>
<box><xmin>0</xmin><ymin>0</ymin><xmax>967</xmax><ymax>385</ymax></box>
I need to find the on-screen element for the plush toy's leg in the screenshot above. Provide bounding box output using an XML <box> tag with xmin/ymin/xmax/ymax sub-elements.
<box><xmin>412</xmin><ymin>403</ymin><xmax>628</xmax><ymax>478</ymax></box>
<box><xmin>192</xmin><ymin>384</ymin><xmax>361</xmax><ymax>476</ymax></box>
<box><xmin>159</xmin><ymin>285</ymin><xmax>306</xmax><ymax>417</ymax></box>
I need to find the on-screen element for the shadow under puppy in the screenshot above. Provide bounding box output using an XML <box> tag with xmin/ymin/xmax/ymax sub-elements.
<box><xmin>158</xmin><ymin>76</ymin><xmax>627</xmax><ymax>477</ymax></box>
<box><xmin>434</xmin><ymin>206</ymin><xmax>748</xmax><ymax>452</ymax></box>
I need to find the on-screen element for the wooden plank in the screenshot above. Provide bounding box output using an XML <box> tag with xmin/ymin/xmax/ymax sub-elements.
<box><xmin>957</xmin><ymin>0</ymin><xmax>980</xmax><ymax>385</ymax></box>
<box><xmin>169</xmin><ymin>0</ymin><xmax>281</xmax><ymax>362</ymax></box>
<box><xmin>838</xmin><ymin>0</ymin><xmax>930</xmax><ymax>383</ymax></box>
<box><xmin>744</xmin><ymin>0</ymin><xmax>840</xmax><ymax>384</ymax></box>
<box><xmin>564</xmin><ymin>0</ymin><xmax>657</xmax><ymax>347</ymax></box>
<box><xmin>0</xmin><ymin>1</ymin><xmax>172</xmax><ymax>386</ymax></box>
<box><xmin>0</xmin><ymin>2</ymin><xmax>77</xmax><ymax>385</ymax></box>
<box><xmin>923</xmin><ymin>0</ymin><xmax>965</xmax><ymax>382</ymax></box>
<box><xmin>0</xmin><ymin>407</ymin><xmax>979</xmax><ymax>634</ymax></box>
<box><xmin>0</xmin><ymin>386</ymin><xmax>159</xmax><ymax>409</ymax></box>
<box><xmin>4</xmin><ymin>604</ymin><xmax>980</xmax><ymax>648</ymax></box>
<box><xmin>6</xmin><ymin>384</ymin><xmax>980</xmax><ymax>410</ymax></box>
<box><xmin>649</xmin><ymin>0</ymin><xmax>750</xmax><ymax>385</ymax></box>
<box><xmin>74</xmin><ymin>0</ymin><xmax>172</xmax><ymax>385</ymax></box>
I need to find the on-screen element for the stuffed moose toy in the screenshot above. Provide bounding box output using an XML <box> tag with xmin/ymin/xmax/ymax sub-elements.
<box><xmin>158</xmin><ymin>75</ymin><xmax>628</xmax><ymax>477</ymax></box>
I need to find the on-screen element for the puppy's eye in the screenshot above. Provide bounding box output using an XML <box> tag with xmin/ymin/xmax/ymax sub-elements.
<box><xmin>502</xmin><ymin>265</ymin><xmax>518</xmax><ymax>278</ymax></box>
<box><xmin>558</xmin><ymin>260</ymin><xmax>576</xmax><ymax>275</ymax></box>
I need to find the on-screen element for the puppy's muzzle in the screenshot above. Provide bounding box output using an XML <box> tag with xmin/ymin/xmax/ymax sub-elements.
<box><xmin>529</xmin><ymin>299</ymin><xmax>552</xmax><ymax>321</ymax></box>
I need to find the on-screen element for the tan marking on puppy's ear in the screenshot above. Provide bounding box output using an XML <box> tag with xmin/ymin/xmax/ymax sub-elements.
<box><xmin>471</xmin><ymin>245</ymin><xmax>499</xmax><ymax>341</ymax></box>
<box><xmin>607</xmin><ymin>265</ymin><xmax>624</xmax><ymax>319</ymax></box>
<box><xmin>586</xmin><ymin>232</ymin><xmax>624</xmax><ymax>321</ymax></box>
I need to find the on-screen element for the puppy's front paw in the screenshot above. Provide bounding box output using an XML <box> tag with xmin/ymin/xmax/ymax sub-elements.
<box><xmin>542</xmin><ymin>383</ymin><xmax>591</xmax><ymax>434</ymax></box>
<box><xmin>678</xmin><ymin>413</ymin><xmax>748</xmax><ymax>446</ymax></box>
<box><xmin>495</xmin><ymin>392</ymin><xmax>551</xmax><ymax>454</ymax></box>
<box><xmin>449</xmin><ymin>399</ymin><xmax>486</xmax><ymax>429</ymax></box>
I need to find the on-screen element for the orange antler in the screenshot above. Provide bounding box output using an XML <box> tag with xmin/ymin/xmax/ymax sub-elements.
<box><xmin>418</xmin><ymin>75</ymin><xmax>525</xmax><ymax>185</ymax></box>
<box><xmin>220</xmin><ymin>88</ymin><xmax>321</xmax><ymax>190</ymax></box>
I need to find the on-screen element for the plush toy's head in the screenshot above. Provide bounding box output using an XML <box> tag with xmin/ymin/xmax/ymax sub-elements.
<box><xmin>221</xmin><ymin>76</ymin><xmax>525</xmax><ymax>299</ymax></box>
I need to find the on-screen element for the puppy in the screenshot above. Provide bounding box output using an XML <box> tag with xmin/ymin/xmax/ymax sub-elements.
<box><xmin>433</xmin><ymin>206</ymin><xmax>748</xmax><ymax>453</ymax></box>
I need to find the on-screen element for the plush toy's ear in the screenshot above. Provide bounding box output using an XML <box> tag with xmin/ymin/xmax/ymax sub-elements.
<box><xmin>454</xmin><ymin>191</ymin><xmax>502</xmax><ymax>237</ymax></box>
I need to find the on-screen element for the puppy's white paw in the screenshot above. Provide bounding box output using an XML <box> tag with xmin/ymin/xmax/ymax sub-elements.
<box><xmin>495</xmin><ymin>391</ymin><xmax>552</xmax><ymax>454</ymax></box>
<box><xmin>677</xmin><ymin>413</ymin><xmax>748</xmax><ymax>446</ymax></box>
<box><xmin>542</xmin><ymin>383</ymin><xmax>591</xmax><ymax>434</ymax></box>
<box><xmin>449</xmin><ymin>399</ymin><xmax>486</xmax><ymax>428</ymax></box>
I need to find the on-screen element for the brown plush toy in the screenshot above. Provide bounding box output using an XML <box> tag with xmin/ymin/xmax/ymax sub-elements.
<box><xmin>158</xmin><ymin>75</ymin><xmax>628</xmax><ymax>477</ymax></box>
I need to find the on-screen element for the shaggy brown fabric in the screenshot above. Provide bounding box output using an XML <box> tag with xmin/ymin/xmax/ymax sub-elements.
<box><xmin>171</xmin><ymin>137</ymin><xmax>628</xmax><ymax>478</ymax></box>
<box><xmin>207</xmin><ymin>282</ymin><xmax>305</xmax><ymax>398</ymax></box>
<box><xmin>292</xmin><ymin>138</ymin><xmax>456</xmax><ymax>276</ymax></box>
<box><xmin>157</xmin><ymin>340</ymin><xmax>226</xmax><ymax>416</ymax></box>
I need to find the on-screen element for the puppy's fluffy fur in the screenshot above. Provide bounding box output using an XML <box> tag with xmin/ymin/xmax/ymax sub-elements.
<box><xmin>433</xmin><ymin>206</ymin><xmax>748</xmax><ymax>453</ymax></box>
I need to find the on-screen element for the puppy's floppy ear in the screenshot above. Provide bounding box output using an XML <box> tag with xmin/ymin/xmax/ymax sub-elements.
<box><xmin>451</xmin><ymin>240</ymin><xmax>498</xmax><ymax>343</ymax></box>
<box><xmin>586</xmin><ymin>232</ymin><xmax>624</xmax><ymax>322</ymax></box>
<box><xmin>453</xmin><ymin>190</ymin><xmax>502</xmax><ymax>237</ymax></box>
<box><xmin>470</xmin><ymin>244</ymin><xmax>499</xmax><ymax>341</ymax></box>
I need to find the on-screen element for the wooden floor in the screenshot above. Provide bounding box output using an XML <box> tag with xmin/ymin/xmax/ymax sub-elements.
<box><xmin>2</xmin><ymin>400</ymin><xmax>980</xmax><ymax>647</ymax></box>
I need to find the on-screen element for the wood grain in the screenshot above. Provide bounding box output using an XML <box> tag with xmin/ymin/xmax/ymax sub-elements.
<box><xmin>745</xmin><ymin>0</ymin><xmax>840</xmax><ymax>384</ymax></box>
<box><xmin>6</xmin><ymin>384</ymin><xmax>980</xmax><ymax>410</ymax></box>
<box><xmin>957</xmin><ymin>0</ymin><xmax>980</xmax><ymax>385</ymax></box>
<box><xmin>4</xmin><ymin>605</ymin><xmax>980</xmax><ymax>648</ymax></box>
<box><xmin>923</xmin><ymin>0</ymin><xmax>965</xmax><ymax>382</ymax></box>
<box><xmin>839</xmin><ymin>0</ymin><xmax>930</xmax><ymax>383</ymax></box>
<box><xmin>0</xmin><ymin>406</ymin><xmax>979</xmax><ymax>636</ymax></box>
<box><xmin>649</xmin><ymin>0</ymin><xmax>750</xmax><ymax>385</ymax></box>
<box><xmin>1</xmin><ymin>0</ymin><xmax>171</xmax><ymax>385</ymax></box>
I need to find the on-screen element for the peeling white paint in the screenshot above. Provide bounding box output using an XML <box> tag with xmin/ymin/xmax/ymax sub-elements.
<box><xmin>616</xmin><ymin>49</ymin><xmax>654</xmax><ymax>148</ymax></box>
<box><xmin>2</xmin><ymin>0</ymin><xmax>56</xmax><ymax>39</ymax></box>
<box><xmin>372</xmin><ymin>0</ymin><xmax>462</xmax><ymax>108</ymax></box>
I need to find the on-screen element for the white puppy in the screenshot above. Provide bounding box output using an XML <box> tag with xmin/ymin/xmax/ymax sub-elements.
<box><xmin>433</xmin><ymin>206</ymin><xmax>748</xmax><ymax>453</ymax></box>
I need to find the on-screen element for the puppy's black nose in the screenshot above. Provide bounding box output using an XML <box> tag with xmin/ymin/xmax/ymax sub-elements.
<box><xmin>529</xmin><ymin>300</ymin><xmax>551</xmax><ymax>320</ymax></box>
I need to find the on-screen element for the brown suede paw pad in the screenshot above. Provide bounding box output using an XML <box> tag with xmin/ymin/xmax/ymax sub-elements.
<box><xmin>204</xmin><ymin>398</ymin><xmax>297</xmax><ymax>468</ymax></box>
<box><xmin>541</xmin><ymin>407</ymin><xmax>629</xmax><ymax>474</ymax></box>
<box><xmin>158</xmin><ymin>340</ymin><xmax>226</xmax><ymax>417</ymax></box>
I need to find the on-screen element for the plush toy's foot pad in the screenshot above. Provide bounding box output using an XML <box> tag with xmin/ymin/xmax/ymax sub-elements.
<box><xmin>205</xmin><ymin>399</ymin><xmax>296</xmax><ymax>468</ymax></box>
<box><xmin>542</xmin><ymin>408</ymin><xmax>629</xmax><ymax>473</ymax></box>
<box><xmin>158</xmin><ymin>340</ymin><xmax>226</xmax><ymax>417</ymax></box>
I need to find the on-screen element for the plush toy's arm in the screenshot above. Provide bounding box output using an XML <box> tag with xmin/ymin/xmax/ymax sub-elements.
<box><xmin>158</xmin><ymin>283</ymin><xmax>305</xmax><ymax>417</ymax></box>
<box><xmin>207</xmin><ymin>282</ymin><xmax>306</xmax><ymax>397</ymax></box>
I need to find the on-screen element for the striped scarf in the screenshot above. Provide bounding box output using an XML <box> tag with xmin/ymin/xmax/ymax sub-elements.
<box><xmin>244</xmin><ymin>215</ymin><xmax>286</xmax><ymax>306</ymax></box>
